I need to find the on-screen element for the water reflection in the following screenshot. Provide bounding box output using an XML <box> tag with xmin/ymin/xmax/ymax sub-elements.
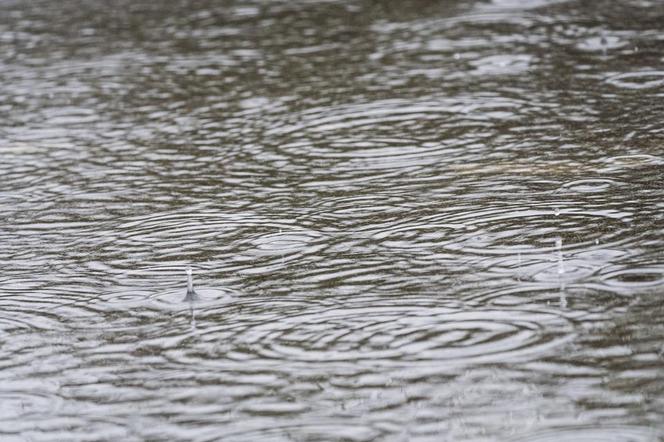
<box><xmin>1</xmin><ymin>0</ymin><xmax>663</xmax><ymax>440</ymax></box>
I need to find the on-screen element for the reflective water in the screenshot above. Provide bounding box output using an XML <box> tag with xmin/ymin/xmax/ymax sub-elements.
<box><xmin>1</xmin><ymin>0</ymin><xmax>663</xmax><ymax>440</ymax></box>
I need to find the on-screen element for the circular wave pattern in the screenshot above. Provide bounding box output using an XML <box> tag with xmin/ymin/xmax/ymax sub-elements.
<box><xmin>263</xmin><ymin>96</ymin><xmax>520</xmax><ymax>175</ymax></box>
<box><xmin>85</xmin><ymin>210</ymin><xmax>335</xmax><ymax>280</ymax></box>
<box><xmin>605</xmin><ymin>71</ymin><xmax>664</xmax><ymax>90</ymax></box>
<box><xmin>170</xmin><ymin>301</ymin><xmax>575</xmax><ymax>368</ymax></box>
<box><xmin>367</xmin><ymin>203</ymin><xmax>634</xmax><ymax>260</ymax></box>
<box><xmin>464</xmin><ymin>283</ymin><xmax>632</xmax><ymax>314</ymax></box>
<box><xmin>443</xmin><ymin>205</ymin><xmax>633</xmax><ymax>256</ymax></box>
<box><xmin>555</xmin><ymin>178</ymin><xmax>626</xmax><ymax>194</ymax></box>
<box><xmin>510</xmin><ymin>425</ymin><xmax>662</xmax><ymax>442</ymax></box>
<box><xmin>597</xmin><ymin>266</ymin><xmax>664</xmax><ymax>292</ymax></box>
<box><xmin>216</xmin><ymin>422</ymin><xmax>382</xmax><ymax>442</ymax></box>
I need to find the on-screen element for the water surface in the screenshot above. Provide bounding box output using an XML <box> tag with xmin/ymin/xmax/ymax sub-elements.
<box><xmin>1</xmin><ymin>0</ymin><xmax>663</xmax><ymax>440</ymax></box>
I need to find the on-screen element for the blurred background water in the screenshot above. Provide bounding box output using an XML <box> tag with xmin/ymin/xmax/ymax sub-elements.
<box><xmin>1</xmin><ymin>0</ymin><xmax>663</xmax><ymax>440</ymax></box>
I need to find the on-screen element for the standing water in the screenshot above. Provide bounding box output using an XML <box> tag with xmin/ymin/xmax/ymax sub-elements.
<box><xmin>1</xmin><ymin>0</ymin><xmax>663</xmax><ymax>441</ymax></box>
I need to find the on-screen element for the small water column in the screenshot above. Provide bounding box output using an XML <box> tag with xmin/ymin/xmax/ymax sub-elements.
<box><xmin>556</xmin><ymin>237</ymin><xmax>567</xmax><ymax>308</ymax></box>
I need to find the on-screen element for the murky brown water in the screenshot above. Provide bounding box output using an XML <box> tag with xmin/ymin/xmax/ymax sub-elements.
<box><xmin>1</xmin><ymin>0</ymin><xmax>664</xmax><ymax>440</ymax></box>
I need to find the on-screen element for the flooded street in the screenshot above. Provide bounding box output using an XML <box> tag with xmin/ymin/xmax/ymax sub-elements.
<box><xmin>1</xmin><ymin>0</ymin><xmax>663</xmax><ymax>440</ymax></box>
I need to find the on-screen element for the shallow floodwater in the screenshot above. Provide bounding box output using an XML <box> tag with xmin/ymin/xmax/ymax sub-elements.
<box><xmin>1</xmin><ymin>0</ymin><xmax>664</xmax><ymax>440</ymax></box>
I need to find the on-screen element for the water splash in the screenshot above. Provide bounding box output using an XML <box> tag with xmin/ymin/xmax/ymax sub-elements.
<box><xmin>184</xmin><ymin>266</ymin><xmax>198</xmax><ymax>302</ymax></box>
<box><xmin>556</xmin><ymin>238</ymin><xmax>567</xmax><ymax>308</ymax></box>
<box><xmin>556</xmin><ymin>238</ymin><xmax>565</xmax><ymax>276</ymax></box>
